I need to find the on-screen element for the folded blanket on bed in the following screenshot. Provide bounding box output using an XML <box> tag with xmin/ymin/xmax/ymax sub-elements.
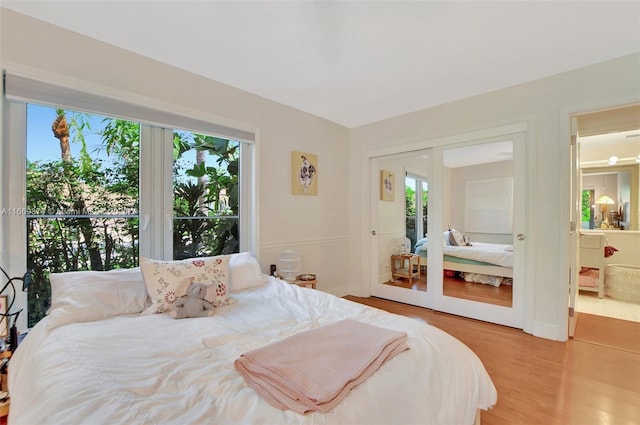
<box><xmin>234</xmin><ymin>319</ymin><xmax>409</xmax><ymax>414</ymax></box>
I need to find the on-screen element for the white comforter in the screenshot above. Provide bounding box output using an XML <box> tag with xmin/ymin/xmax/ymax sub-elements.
<box><xmin>444</xmin><ymin>242</ymin><xmax>513</xmax><ymax>267</ymax></box>
<box><xmin>9</xmin><ymin>278</ymin><xmax>496</xmax><ymax>425</ymax></box>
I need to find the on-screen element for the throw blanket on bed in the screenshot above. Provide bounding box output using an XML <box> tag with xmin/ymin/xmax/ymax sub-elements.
<box><xmin>234</xmin><ymin>319</ymin><xmax>409</xmax><ymax>414</ymax></box>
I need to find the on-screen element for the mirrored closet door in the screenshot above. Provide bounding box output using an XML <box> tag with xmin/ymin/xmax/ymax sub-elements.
<box><xmin>370</xmin><ymin>150</ymin><xmax>433</xmax><ymax>308</ymax></box>
<box><xmin>435</xmin><ymin>133</ymin><xmax>526</xmax><ymax>328</ymax></box>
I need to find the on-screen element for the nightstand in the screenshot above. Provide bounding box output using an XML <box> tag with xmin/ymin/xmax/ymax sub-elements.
<box><xmin>0</xmin><ymin>399</ymin><xmax>8</xmax><ymax>424</ymax></box>
<box><xmin>0</xmin><ymin>350</ymin><xmax>10</xmax><ymax>423</ymax></box>
<box><xmin>292</xmin><ymin>278</ymin><xmax>316</xmax><ymax>289</ymax></box>
<box><xmin>391</xmin><ymin>254</ymin><xmax>421</xmax><ymax>283</ymax></box>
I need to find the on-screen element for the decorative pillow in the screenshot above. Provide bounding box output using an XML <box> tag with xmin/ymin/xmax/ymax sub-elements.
<box><xmin>140</xmin><ymin>255</ymin><xmax>235</xmax><ymax>314</ymax></box>
<box><xmin>229</xmin><ymin>252</ymin><xmax>267</xmax><ymax>292</ymax></box>
<box><xmin>449</xmin><ymin>229</ymin><xmax>466</xmax><ymax>246</ymax></box>
<box><xmin>47</xmin><ymin>267</ymin><xmax>150</xmax><ymax>330</ymax></box>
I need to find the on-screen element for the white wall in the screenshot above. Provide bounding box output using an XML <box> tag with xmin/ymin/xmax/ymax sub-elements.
<box><xmin>348</xmin><ymin>53</ymin><xmax>640</xmax><ymax>340</ymax></box>
<box><xmin>0</xmin><ymin>10</ymin><xmax>352</xmax><ymax>297</ymax></box>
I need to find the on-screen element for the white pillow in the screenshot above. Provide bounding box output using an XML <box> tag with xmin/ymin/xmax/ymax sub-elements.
<box><xmin>229</xmin><ymin>252</ymin><xmax>267</xmax><ymax>292</ymax></box>
<box><xmin>47</xmin><ymin>267</ymin><xmax>150</xmax><ymax>330</ymax></box>
<box><xmin>449</xmin><ymin>229</ymin><xmax>466</xmax><ymax>246</ymax></box>
<box><xmin>443</xmin><ymin>231</ymin><xmax>451</xmax><ymax>246</ymax></box>
<box><xmin>140</xmin><ymin>255</ymin><xmax>235</xmax><ymax>314</ymax></box>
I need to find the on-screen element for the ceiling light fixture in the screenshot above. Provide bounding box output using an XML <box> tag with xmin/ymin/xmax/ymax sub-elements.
<box><xmin>608</xmin><ymin>155</ymin><xmax>618</xmax><ymax>165</ymax></box>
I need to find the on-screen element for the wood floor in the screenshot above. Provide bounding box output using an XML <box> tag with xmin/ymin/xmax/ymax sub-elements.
<box><xmin>384</xmin><ymin>273</ymin><xmax>513</xmax><ymax>307</ymax></box>
<box><xmin>574</xmin><ymin>312</ymin><xmax>640</xmax><ymax>354</ymax></box>
<box><xmin>345</xmin><ymin>295</ymin><xmax>640</xmax><ymax>425</ymax></box>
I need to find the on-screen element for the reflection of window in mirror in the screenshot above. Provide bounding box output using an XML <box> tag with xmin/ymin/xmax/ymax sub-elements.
<box><xmin>405</xmin><ymin>174</ymin><xmax>428</xmax><ymax>252</ymax></box>
<box><xmin>581</xmin><ymin>189</ymin><xmax>595</xmax><ymax>229</ymax></box>
<box><xmin>580</xmin><ymin>166</ymin><xmax>638</xmax><ymax>230</ymax></box>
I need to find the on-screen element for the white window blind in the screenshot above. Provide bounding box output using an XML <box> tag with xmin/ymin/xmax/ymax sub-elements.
<box><xmin>464</xmin><ymin>177</ymin><xmax>513</xmax><ymax>234</ymax></box>
<box><xmin>4</xmin><ymin>72</ymin><xmax>255</xmax><ymax>143</ymax></box>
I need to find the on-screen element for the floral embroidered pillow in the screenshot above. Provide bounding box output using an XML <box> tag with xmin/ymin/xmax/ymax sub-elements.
<box><xmin>140</xmin><ymin>255</ymin><xmax>235</xmax><ymax>314</ymax></box>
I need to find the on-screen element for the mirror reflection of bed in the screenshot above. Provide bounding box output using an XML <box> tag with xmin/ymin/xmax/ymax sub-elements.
<box><xmin>383</xmin><ymin>234</ymin><xmax>513</xmax><ymax>307</ymax></box>
<box><xmin>440</xmin><ymin>140</ymin><xmax>516</xmax><ymax>307</ymax></box>
<box><xmin>438</xmin><ymin>233</ymin><xmax>513</xmax><ymax>308</ymax></box>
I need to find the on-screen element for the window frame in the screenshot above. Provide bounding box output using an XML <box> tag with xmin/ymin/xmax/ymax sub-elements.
<box><xmin>2</xmin><ymin>72</ymin><xmax>258</xmax><ymax>330</ymax></box>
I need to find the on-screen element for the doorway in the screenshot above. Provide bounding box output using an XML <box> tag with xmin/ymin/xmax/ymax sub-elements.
<box><xmin>569</xmin><ymin>104</ymin><xmax>640</xmax><ymax>350</ymax></box>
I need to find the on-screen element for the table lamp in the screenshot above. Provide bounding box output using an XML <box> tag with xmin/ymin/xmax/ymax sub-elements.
<box><xmin>595</xmin><ymin>195</ymin><xmax>615</xmax><ymax>228</ymax></box>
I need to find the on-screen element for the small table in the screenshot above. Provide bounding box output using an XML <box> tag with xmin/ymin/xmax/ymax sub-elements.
<box><xmin>292</xmin><ymin>278</ymin><xmax>316</xmax><ymax>289</ymax></box>
<box><xmin>391</xmin><ymin>254</ymin><xmax>421</xmax><ymax>284</ymax></box>
<box><xmin>0</xmin><ymin>351</ymin><xmax>11</xmax><ymax>422</ymax></box>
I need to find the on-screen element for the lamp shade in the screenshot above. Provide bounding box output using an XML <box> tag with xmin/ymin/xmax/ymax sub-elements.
<box><xmin>595</xmin><ymin>195</ymin><xmax>615</xmax><ymax>205</ymax></box>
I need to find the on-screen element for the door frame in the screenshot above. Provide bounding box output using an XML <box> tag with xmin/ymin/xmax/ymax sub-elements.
<box><xmin>366</xmin><ymin>121</ymin><xmax>532</xmax><ymax>329</ymax></box>
<box><xmin>560</xmin><ymin>99</ymin><xmax>640</xmax><ymax>341</ymax></box>
<box><xmin>568</xmin><ymin>118</ymin><xmax>580</xmax><ymax>337</ymax></box>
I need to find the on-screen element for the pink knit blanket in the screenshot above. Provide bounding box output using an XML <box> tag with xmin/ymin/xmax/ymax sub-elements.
<box><xmin>234</xmin><ymin>319</ymin><xmax>409</xmax><ymax>414</ymax></box>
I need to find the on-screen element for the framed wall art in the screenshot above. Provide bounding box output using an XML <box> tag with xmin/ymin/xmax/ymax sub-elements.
<box><xmin>380</xmin><ymin>170</ymin><xmax>395</xmax><ymax>201</ymax></box>
<box><xmin>291</xmin><ymin>151</ymin><xmax>318</xmax><ymax>195</ymax></box>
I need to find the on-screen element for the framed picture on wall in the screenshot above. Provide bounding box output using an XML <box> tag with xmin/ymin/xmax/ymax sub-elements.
<box><xmin>291</xmin><ymin>151</ymin><xmax>318</xmax><ymax>195</ymax></box>
<box><xmin>380</xmin><ymin>170</ymin><xmax>395</xmax><ymax>201</ymax></box>
<box><xmin>0</xmin><ymin>296</ymin><xmax>7</xmax><ymax>337</ymax></box>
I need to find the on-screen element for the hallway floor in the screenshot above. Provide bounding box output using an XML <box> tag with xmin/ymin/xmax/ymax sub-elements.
<box><xmin>576</xmin><ymin>291</ymin><xmax>640</xmax><ymax>323</ymax></box>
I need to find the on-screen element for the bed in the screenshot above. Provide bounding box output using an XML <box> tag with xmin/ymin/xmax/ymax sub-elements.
<box><xmin>8</xmin><ymin>253</ymin><xmax>496</xmax><ymax>425</ymax></box>
<box><xmin>415</xmin><ymin>231</ymin><xmax>513</xmax><ymax>286</ymax></box>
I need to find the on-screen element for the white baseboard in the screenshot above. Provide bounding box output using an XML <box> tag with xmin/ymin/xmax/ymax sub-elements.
<box><xmin>324</xmin><ymin>284</ymin><xmax>363</xmax><ymax>298</ymax></box>
<box><xmin>532</xmin><ymin>321</ymin><xmax>565</xmax><ymax>341</ymax></box>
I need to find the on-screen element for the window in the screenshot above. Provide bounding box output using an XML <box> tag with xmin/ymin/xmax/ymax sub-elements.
<box><xmin>26</xmin><ymin>105</ymin><xmax>141</xmax><ymax>325</ymax></box>
<box><xmin>172</xmin><ymin>131</ymin><xmax>240</xmax><ymax>259</ymax></box>
<box><xmin>3</xmin><ymin>75</ymin><xmax>255</xmax><ymax>328</ymax></box>
<box><xmin>581</xmin><ymin>189</ymin><xmax>595</xmax><ymax>229</ymax></box>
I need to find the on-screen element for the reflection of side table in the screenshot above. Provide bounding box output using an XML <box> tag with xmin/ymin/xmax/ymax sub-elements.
<box><xmin>391</xmin><ymin>254</ymin><xmax>421</xmax><ymax>284</ymax></box>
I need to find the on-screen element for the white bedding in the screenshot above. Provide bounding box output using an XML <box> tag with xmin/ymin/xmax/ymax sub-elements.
<box><xmin>444</xmin><ymin>242</ymin><xmax>513</xmax><ymax>267</ymax></box>
<box><xmin>9</xmin><ymin>277</ymin><xmax>496</xmax><ymax>425</ymax></box>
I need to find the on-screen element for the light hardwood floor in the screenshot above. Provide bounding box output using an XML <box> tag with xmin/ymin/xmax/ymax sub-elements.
<box><xmin>384</xmin><ymin>273</ymin><xmax>513</xmax><ymax>307</ymax></box>
<box><xmin>345</xmin><ymin>296</ymin><xmax>640</xmax><ymax>425</ymax></box>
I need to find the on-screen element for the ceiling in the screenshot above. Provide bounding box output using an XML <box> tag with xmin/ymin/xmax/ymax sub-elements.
<box><xmin>3</xmin><ymin>1</ymin><xmax>640</xmax><ymax>128</ymax></box>
<box><xmin>444</xmin><ymin>140</ymin><xmax>513</xmax><ymax>168</ymax></box>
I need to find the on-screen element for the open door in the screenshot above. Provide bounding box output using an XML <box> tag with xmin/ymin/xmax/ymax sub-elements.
<box><xmin>569</xmin><ymin>117</ymin><xmax>580</xmax><ymax>337</ymax></box>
